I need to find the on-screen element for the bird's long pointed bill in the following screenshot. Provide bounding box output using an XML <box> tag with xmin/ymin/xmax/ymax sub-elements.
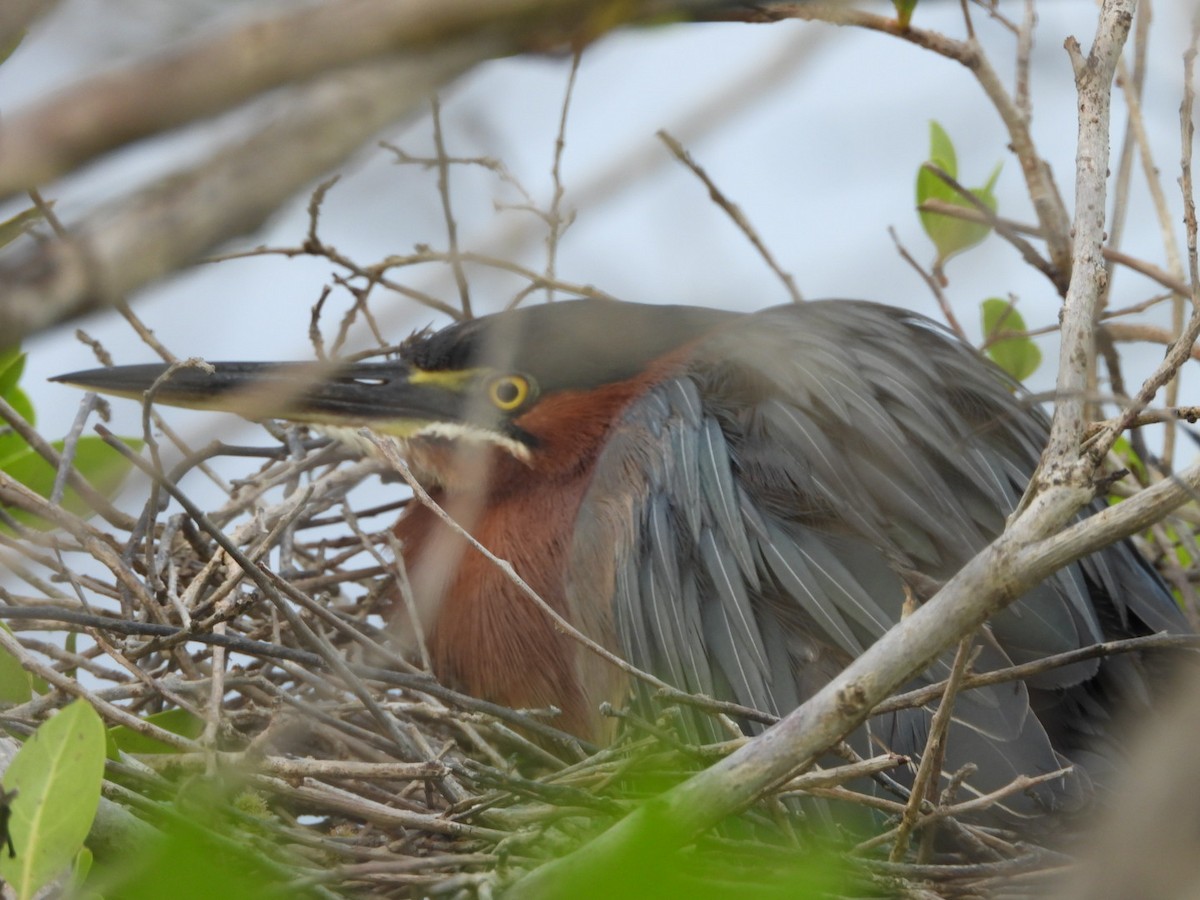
<box><xmin>51</xmin><ymin>360</ymin><xmax>465</xmax><ymax>433</ymax></box>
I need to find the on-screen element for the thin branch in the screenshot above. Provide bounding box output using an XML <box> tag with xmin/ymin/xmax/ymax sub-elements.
<box><xmin>658</xmin><ymin>129</ymin><xmax>803</xmax><ymax>304</ymax></box>
<box><xmin>888</xmin><ymin>226</ymin><xmax>967</xmax><ymax>341</ymax></box>
<box><xmin>430</xmin><ymin>94</ymin><xmax>472</xmax><ymax>318</ymax></box>
<box><xmin>890</xmin><ymin>635</ymin><xmax>974</xmax><ymax>861</ymax></box>
<box><xmin>543</xmin><ymin>51</ymin><xmax>583</xmax><ymax>305</ymax></box>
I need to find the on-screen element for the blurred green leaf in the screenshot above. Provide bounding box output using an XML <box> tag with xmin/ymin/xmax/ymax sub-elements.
<box><xmin>0</xmin><ymin>348</ymin><xmax>25</xmax><ymax>397</ymax></box>
<box><xmin>0</xmin><ymin>699</ymin><xmax>106</xmax><ymax>900</ymax></box>
<box><xmin>69</xmin><ymin>846</ymin><xmax>95</xmax><ymax>898</ymax></box>
<box><xmin>86</xmin><ymin>792</ymin><xmax>300</xmax><ymax>900</ymax></box>
<box><xmin>107</xmin><ymin>709</ymin><xmax>204</xmax><ymax>759</ymax></box>
<box><xmin>0</xmin><ymin>207</ymin><xmax>44</xmax><ymax>252</ymax></box>
<box><xmin>927</xmin><ymin>119</ymin><xmax>956</xmax><ymax>174</ymax></box>
<box><xmin>981</xmin><ymin>298</ymin><xmax>1041</xmax><ymax>381</ymax></box>
<box><xmin>539</xmin><ymin>805</ymin><xmax>846</xmax><ymax>900</ymax></box>
<box><xmin>0</xmin><ymin>622</ymin><xmax>32</xmax><ymax>704</ymax></box>
<box><xmin>1111</xmin><ymin>435</ymin><xmax>1147</xmax><ymax>484</ymax></box>
<box><xmin>917</xmin><ymin>121</ymin><xmax>1001</xmax><ymax>268</ymax></box>
<box><xmin>0</xmin><ymin>386</ymin><xmax>34</xmax><ymax>431</ymax></box>
<box><xmin>892</xmin><ymin>0</ymin><xmax>918</xmax><ymax>28</ymax></box>
<box><xmin>1166</xmin><ymin>524</ymin><xmax>1195</xmax><ymax>570</ymax></box>
<box><xmin>64</xmin><ymin>631</ymin><xmax>78</xmax><ymax>682</ymax></box>
<box><xmin>0</xmin><ymin>27</ymin><xmax>26</xmax><ymax>68</ymax></box>
<box><xmin>0</xmin><ymin>435</ymin><xmax>143</xmax><ymax>531</ymax></box>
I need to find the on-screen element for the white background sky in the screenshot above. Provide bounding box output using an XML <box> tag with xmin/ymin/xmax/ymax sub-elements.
<box><xmin>2</xmin><ymin>0</ymin><xmax>1196</xmax><ymax>468</ymax></box>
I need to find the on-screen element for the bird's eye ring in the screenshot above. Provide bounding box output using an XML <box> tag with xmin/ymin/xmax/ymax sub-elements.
<box><xmin>487</xmin><ymin>374</ymin><xmax>533</xmax><ymax>412</ymax></box>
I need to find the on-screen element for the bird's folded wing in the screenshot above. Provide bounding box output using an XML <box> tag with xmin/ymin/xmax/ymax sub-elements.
<box><xmin>568</xmin><ymin>301</ymin><xmax>1184</xmax><ymax>817</ymax></box>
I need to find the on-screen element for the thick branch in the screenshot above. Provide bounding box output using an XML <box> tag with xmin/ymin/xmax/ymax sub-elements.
<box><xmin>0</xmin><ymin>0</ymin><xmax>623</xmax><ymax>196</ymax></box>
<box><xmin>1041</xmin><ymin>0</ymin><xmax>1135</xmax><ymax>486</ymax></box>
<box><xmin>0</xmin><ymin>52</ymin><xmax>474</xmax><ymax>346</ymax></box>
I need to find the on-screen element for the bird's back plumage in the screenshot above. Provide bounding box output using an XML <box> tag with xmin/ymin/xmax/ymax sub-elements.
<box><xmin>569</xmin><ymin>300</ymin><xmax>1186</xmax><ymax>818</ymax></box>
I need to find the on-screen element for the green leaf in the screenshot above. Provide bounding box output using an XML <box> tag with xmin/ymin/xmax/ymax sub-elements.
<box><xmin>0</xmin><ymin>207</ymin><xmax>44</xmax><ymax>252</ymax></box>
<box><xmin>0</xmin><ymin>348</ymin><xmax>25</xmax><ymax>396</ymax></box>
<box><xmin>981</xmin><ymin>298</ymin><xmax>1041</xmax><ymax>381</ymax></box>
<box><xmin>0</xmin><ymin>386</ymin><xmax>34</xmax><ymax>430</ymax></box>
<box><xmin>538</xmin><ymin>801</ymin><xmax>846</xmax><ymax>900</ymax></box>
<box><xmin>0</xmin><ymin>435</ymin><xmax>143</xmax><ymax>531</ymax></box>
<box><xmin>0</xmin><ymin>622</ymin><xmax>32</xmax><ymax>704</ymax></box>
<box><xmin>0</xmin><ymin>27</ymin><xmax>27</xmax><ymax>68</ymax></box>
<box><xmin>0</xmin><ymin>348</ymin><xmax>37</xmax><ymax>466</ymax></box>
<box><xmin>1111</xmin><ymin>435</ymin><xmax>1147</xmax><ymax>484</ymax></box>
<box><xmin>68</xmin><ymin>435</ymin><xmax>143</xmax><ymax>495</ymax></box>
<box><xmin>107</xmin><ymin>709</ymin><xmax>204</xmax><ymax>759</ymax></box>
<box><xmin>892</xmin><ymin>0</ymin><xmax>918</xmax><ymax>28</ymax></box>
<box><xmin>69</xmin><ymin>846</ymin><xmax>94</xmax><ymax>896</ymax></box>
<box><xmin>916</xmin><ymin>121</ymin><xmax>1002</xmax><ymax>267</ymax></box>
<box><xmin>927</xmin><ymin>120</ymin><xmax>957</xmax><ymax>177</ymax></box>
<box><xmin>1166</xmin><ymin>525</ymin><xmax>1195</xmax><ymax>570</ymax></box>
<box><xmin>982</xmin><ymin>159</ymin><xmax>1002</xmax><ymax>195</ymax></box>
<box><xmin>0</xmin><ymin>699</ymin><xmax>106</xmax><ymax>900</ymax></box>
<box><xmin>86</xmin><ymin>794</ymin><xmax>296</xmax><ymax>900</ymax></box>
<box><xmin>64</xmin><ymin>631</ymin><xmax>77</xmax><ymax>682</ymax></box>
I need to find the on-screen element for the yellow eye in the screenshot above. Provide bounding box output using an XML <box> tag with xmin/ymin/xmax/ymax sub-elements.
<box><xmin>487</xmin><ymin>374</ymin><xmax>532</xmax><ymax>412</ymax></box>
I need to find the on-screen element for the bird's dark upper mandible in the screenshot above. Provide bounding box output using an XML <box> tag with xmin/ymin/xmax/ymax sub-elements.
<box><xmin>54</xmin><ymin>298</ymin><xmax>1189</xmax><ymax>821</ymax></box>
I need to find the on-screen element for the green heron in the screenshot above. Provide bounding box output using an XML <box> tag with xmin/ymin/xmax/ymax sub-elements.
<box><xmin>55</xmin><ymin>299</ymin><xmax>1187</xmax><ymax>818</ymax></box>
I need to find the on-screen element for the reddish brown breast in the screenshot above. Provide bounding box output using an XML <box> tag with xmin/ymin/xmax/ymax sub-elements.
<box><xmin>390</xmin><ymin>377</ymin><xmax>656</xmax><ymax>742</ymax></box>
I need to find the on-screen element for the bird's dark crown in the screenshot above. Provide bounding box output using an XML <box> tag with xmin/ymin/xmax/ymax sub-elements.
<box><xmin>402</xmin><ymin>300</ymin><xmax>736</xmax><ymax>394</ymax></box>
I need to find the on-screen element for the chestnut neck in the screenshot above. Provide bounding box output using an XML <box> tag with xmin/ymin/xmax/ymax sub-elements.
<box><xmin>390</xmin><ymin>375</ymin><xmax>663</xmax><ymax>740</ymax></box>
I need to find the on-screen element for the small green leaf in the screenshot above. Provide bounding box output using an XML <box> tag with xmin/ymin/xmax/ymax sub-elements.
<box><xmin>928</xmin><ymin>120</ymin><xmax>957</xmax><ymax>177</ymax></box>
<box><xmin>107</xmin><ymin>709</ymin><xmax>204</xmax><ymax>759</ymax></box>
<box><xmin>917</xmin><ymin>121</ymin><xmax>1002</xmax><ymax>268</ymax></box>
<box><xmin>0</xmin><ymin>27</ymin><xmax>27</xmax><ymax>68</ymax></box>
<box><xmin>1166</xmin><ymin>525</ymin><xmax>1195</xmax><ymax>570</ymax></box>
<box><xmin>0</xmin><ymin>348</ymin><xmax>25</xmax><ymax>396</ymax></box>
<box><xmin>0</xmin><ymin>347</ymin><xmax>37</xmax><ymax>467</ymax></box>
<box><xmin>86</xmin><ymin>793</ymin><xmax>295</xmax><ymax>900</ymax></box>
<box><xmin>64</xmin><ymin>631</ymin><xmax>78</xmax><ymax>682</ymax></box>
<box><xmin>0</xmin><ymin>386</ymin><xmax>34</xmax><ymax>431</ymax></box>
<box><xmin>69</xmin><ymin>846</ymin><xmax>94</xmax><ymax>895</ymax></box>
<box><xmin>982</xmin><ymin>159</ymin><xmax>1002</xmax><ymax>194</ymax></box>
<box><xmin>0</xmin><ymin>435</ymin><xmax>143</xmax><ymax>531</ymax></box>
<box><xmin>892</xmin><ymin>0</ymin><xmax>918</xmax><ymax>28</ymax></box>
<box><xmin>68</xmin><ymin>435</ymin><xmax>143</xmax><ymax>495</ymax></box>
<box><xmin>981</xmin><ymin>298</ymin><xmax>1041</xmax><ymax>381</ymax></box>
<box><xmin>0</xmin><ymin>699</ymin><xmax>106</xmax><ymax>900</ymax></box>
<box><xmin>0</xmin><ymin>207</ymin><xmax>44</xmax><ymax>252</ymax></box>
<box><xmin>1111</xmin><ymin>435</ymin><xmax>1147</xmax><ymax>484</ymax></box>
<box><xmin>0</xmin><ymin>623</ymin><xmax>32</xmax><ymax>704</ymax></box>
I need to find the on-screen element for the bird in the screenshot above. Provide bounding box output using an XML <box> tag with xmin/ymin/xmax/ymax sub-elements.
<box><xmin>54</xmin><ymin>298</ymin><xmax>1188</xmax><ymax>820</ymax></box>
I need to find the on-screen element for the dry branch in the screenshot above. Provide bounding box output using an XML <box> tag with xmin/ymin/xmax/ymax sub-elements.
<box><xmin>0</xmin><ymin>53</ymin><xmax>474</xmax><ymax>345</ymax></box>
<box><xmin>0</xmin><ymin>0</ymin><xmax>622</xmax><ymax>195</ymax></box>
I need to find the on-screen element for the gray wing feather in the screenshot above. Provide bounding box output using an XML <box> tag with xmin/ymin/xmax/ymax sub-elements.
<box><xmin>569</xmin><ymin>299</ymin><xmax>1188</xmax><ymax>819</ymax></box>
<box><xmin>698</xmin><ymin>419</ymin><xmax>758</xmax><ymax>582</ymax></box>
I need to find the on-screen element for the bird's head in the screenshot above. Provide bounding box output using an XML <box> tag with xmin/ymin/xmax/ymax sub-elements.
<box><xmin>53</xmin><ymin>300</ymin><xmax>734</xmax><ymax>489</ymax></box>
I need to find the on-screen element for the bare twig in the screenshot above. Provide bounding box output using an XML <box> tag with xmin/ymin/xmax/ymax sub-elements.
<box><xmin>890</xmin><ymin>636</ymin><xmax>974</xmax><ymax>862</ymax></box>
<box><xmin>658</xmin><ymin>129</ymin><xmax>803</xmax><ymax>304</ymax></box>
